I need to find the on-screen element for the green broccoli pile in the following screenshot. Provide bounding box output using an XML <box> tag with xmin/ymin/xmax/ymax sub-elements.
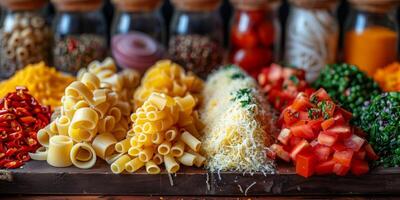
<box><xmin>313</xmin><ymin>63</ymin><xmax>381</xmax><ymax>124</ymax></box>
<box><xmin>360</xmin><ymin>92</ymin><xmax>400</xmax><ymax>167</ymax></box>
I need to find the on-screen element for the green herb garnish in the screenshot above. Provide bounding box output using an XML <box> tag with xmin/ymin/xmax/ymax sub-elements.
<box><xmin>231</xmin><ymin>88</ymin><xmax>254</xmax><ymax>109</ymax></box>
<box><xmin>289</xmin><ymin>75</ymin><xmax>299</xmax><ymax>85</ymax></box>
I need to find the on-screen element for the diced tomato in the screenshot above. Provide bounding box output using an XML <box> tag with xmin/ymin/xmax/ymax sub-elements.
<box><xmin>308</xmin><ymin>118</ymin><xmax>323</xmax><ymax>132</ymax></box>
<box><xmin>354</xmin><ymin>150</ymin><xmax>366</xmax><ymax>160</ymax></box>
<box><xmin>333</xmin><ymin>163</ymin><xmax>350</xmax><ymax>176</ymax></box>
<box><xmin>292</xmin><ymin>120</ymin><xmax>307</xmax><ymax>126</ymax></box>
<box><xmin>278</xmin><ymin>128</ymin><xmax>291</xmax><ymax>145</ymax></box>
<box><xmin>337</xmin><ymin>106</ymin><xmax>353</xmax><ymax>121</ymax></box>
<box><xmin>290</xmin><ymin>139</ymin><xmax>310</xmax><ymax>160</ymax></box>
<box><xmin>290</xmin><ymin>125</ymin><xmax>315</xmax><ymax>140</ymax></box>
<box><xmin>270</xmin><ymin>144</ymin><xmax>291</xmax><ymax>162</ymax></box>
<box><xmin>364</xmin><ymin>144</ymin><xmax>379</xmax><ymax>161</ymax></box>
<box><xmin>333</xmin><ymin>150</ymin><xmax>354</xmax><ymax>167</ymax></box>
<box><xmin>321</xmin><ymin>118</ymin><xmax>335</xmax><ymax>130</ymax></box>
<box><xmin>323</xmin><ymin>101</ymin><xmax>336</xmax><ymax>118</ymax></box>
<box><xmin>298</xmin><ymin>111</ymin><xmax>311</xmax><ymax>121</ymax></box>
<box><xmin>318</xmin><ymin>132</ymin><xmax>338</xmax><ymax>147</ymax></box>
<box><xmin>343</xmin><ymin>134</ymin><xmax>365</xmax><ymax>152</ymax></box>
<box><xmin>333</xmin><ymin>113</ymin><xmax>345</xmax><ymax>125</ymax></box>
<box><xmin>353</xmin><ymin>127</ymin><xmax>367</xmax><ymax>138</ymax></box>
<box><xmin>282</xmin><ymin>107</ymin><xmax>298</xmax><ymax>126</ymax></box>
<box><xmin>289</xmin><ymin>136</ymin><xmax>302</xmax><ymax>147</ymax></box>
<box><xmin>292</xmin><ymin>93</ymin><xmax>312</xmax><ymax>111</ymax></box>
<box><xmin>313</xmin><ymin>144</ymin><xmax>332</xmax><ymax>162</ymax></box>
<box><xmin>332</xmin><ymin>143</ymin><xmax>346</xmax><ymax>152</ymax></box>
<box><xmin>295</xmin><ymin>152</ymin><xmax>316</xmax><ymax>178</ymax></box>
<box><xmin>315</xmin><ymin>160</ymin><xmax>335</xmax><ymax>175</ymax></box>
<box><xmin>310</xmin><ymin>139</ymin><xmax>319</xmax><ymax>147</ymax></box>
<box><xmin>311</xmin><ymin>88</ymin><xmax>331</xmax><ymax>102</ymax></box>
<box><xmin>326</xmin><ymin>125</ymin><xmax>352</xmax><ymax>139</ymax></box>
<box><xmin>266</xmin><ymin>149</ymin><xmax>276</xmax><ymax>160</ymax></box>
<box><xmin>351</xmin><ymin>159</ymin><xmax>369</xmax><ymax>176</ymax></box>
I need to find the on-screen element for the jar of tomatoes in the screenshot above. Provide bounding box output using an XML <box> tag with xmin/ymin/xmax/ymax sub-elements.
<box><xmin>52</xmin><ymin>0</ymin><xmax>107</xmax><ymax>74</ymax></box>
<box><xmin>343</xmin><ymin>0</ymin><xmax>399</xmax><ymax>77</ymax></box>
<box><xmin>0</xmin><ymin>0</ymin><xmax>52</xmax><ymax>79</ymax></box>
<box><xmin>169</xmin><ymin>0</ymin><xmax>224</xmax><ymax>78</ymax></box>
<box><xmin>229</xmin><ymin>0</ymin><xmax>281</xmax><ymax>77</ymax></box>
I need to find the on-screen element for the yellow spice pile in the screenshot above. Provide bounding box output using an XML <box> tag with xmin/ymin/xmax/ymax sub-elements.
<box><xmin>374</xmin><ymin>62</ymin><xmax>400</xmax><ymax>92</ymax></box>
<box><xmin>0</xmin><ymin>62</ymin><xmax>75</xmax><ymax>107</ymax></box>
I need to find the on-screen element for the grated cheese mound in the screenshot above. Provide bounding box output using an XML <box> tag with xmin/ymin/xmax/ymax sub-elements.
<box><xmin>200</xmin><ymin>66</ymin><xmax>276</xmax><ymax>173</ymax></box>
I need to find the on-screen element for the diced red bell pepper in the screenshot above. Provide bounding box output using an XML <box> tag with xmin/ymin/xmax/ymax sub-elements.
<box><xmin>313</xmin><ymin>144</ymin><xmax>332</xmax><ymax>162</ymax></box>
<box><xmin>290</xmin><ymin>139</ymin><xmax>310</xmax><ymax>160</ymax></box>
<box><xmin>333</xmin><ymin>149</ymin><xmax>354</xmax><ymax>167</ymax></box>
<box><xmin>315</xmin><ymin>160</ymin><xmax>335</xmax><ymax>175</ymax></box>
<box><xmin>343</xmin><ymin>134</ymin><xmax>365</xmax><ymax>152</ymax></box>
<box><xmin>364</xmin><ymin>144</ymin><xmax>379</xmax><ymax>161</ymax></box>
<box><xmin>351</xmin><ymin>159</ymin><xmax>369</xmax><ymax>176</ymax></box>
<box><xmin>290</xmin><ymin>125</ymin><xmax>315</xmax><ymax>140</ymax></box>
<box><xmin>296</xmin><ymin>152</ymin><xmax>316</xmax><ymax>178</ymax></box>
<box><xmin>278</xmin><ymin>128</ymin><xmax>291</xmax><ymax>145</ymax></box>
<box><xmin>326</xmin><ymin>125</ymin><xmax>352</xmax><ymax>139</ymax></box>
<box><xmin>270</xmin><ymin>144</ymin><xmax>291</xmax><ymax>162</ymax></box>
<box><xmin>318</xmin><ymin>132</ymin><xmax>338</xmax><ymax>147</ymax></box>
<box><xmin>333</xmin><ymin>163</ymin><xmax>350</xmax><ymax>176</ymax></box>
<box><xmin>321</xmin><ymin>118</ymin><xmax>335</xmax><ymax>130</ymax></box>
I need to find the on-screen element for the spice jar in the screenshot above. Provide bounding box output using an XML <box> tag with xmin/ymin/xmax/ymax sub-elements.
<box><xmin>284</xmin><ymin>0</ymin><xmax>339</xmax><ymax>82</ymax></box>
<box><xmin>52</xmin><ymin>0</ymin><xmax>107</xmax><ymax>74</ymax></box>
<box><xmin>229</xmin><ymin>0</ymin><xmax>281</xmax><ymax>77</ymax></box>
<box><xmin>169</xmin><ymin>0</ymin><xmax>224</xmax><ymax>78</ymax></box>
<box><xmin>111</xmin><ymin>0</ymin><xmax>166</xmax><ymax>72</ymax></box>
<box><xmin>343</xmin><ymin>0</ymin><xmax>399</xmax><ymax>77</ymax></box>
<box><xmin>0</xmin><ymin>0</ymin><xmax>52</xmax><ymax>79</ymax></box>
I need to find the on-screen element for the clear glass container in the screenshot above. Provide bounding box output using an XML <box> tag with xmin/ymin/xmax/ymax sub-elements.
<box><xmin>169</xmin><ymin>0</ymin><xmax>223</xmax><ymax>78</ymax></box>
<box><xmin>0</xmin><ymin>0</ymin><xmax>52</xmax><ymax>79</ymax></box>
<box><xmin>343</xmin><ymin>1</ymin><xmax>398</xmax><ymax>76</ymax></box>
<box><xmin>52</xmin><ymin>0</ymin><xmax>107</xmax><ymax>74</ymax></box>
<box><xmin>284</xmin><ymin>0</ymin><xmax>339</xmax><ymax>82</ymax></box>
<box><xmin>229</xmin><ymin>0</ymin><xmax>281</xmax><ymax>77</ymax></box>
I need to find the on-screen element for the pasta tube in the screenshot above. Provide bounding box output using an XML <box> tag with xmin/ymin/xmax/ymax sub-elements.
<box><xmin>125</xmin><ymin>157</ymin><xmax>145</xmax><ymax>173</ymax></box>
<box><xmin>177</xmin><ymin>152</ymin><xmax>196</xmax><ymax>166</ymax></box>
<box><xmin>47</xmin><ymin>135</ymin><xmax>73</xmax><ymax>167</ymax></box>
<box><xmin>145</xmin><ymin>161</ymin><xmax>160</xmax><ymax>174</ymax></box>
<box><xmin>29</xmin><ymin>147</ymin><xmax>48</xmax><ymax>161</ymax></box>
<box><xmin>164</xmin><ymin>155</ymin><xmax>179</xmax><ymax>173</ymax></box>
<box><xmin>180</xmin><ymin>131</ymin><xmax>201</xmax><ymax>152</ymax></box>
<box><xmin>70</xmin><ymin>143</ymin><xmax>97</xmax><ymax>169</ymax></box>
<box><xmin>92</xmin><ymin>133</ymin><xmax>117</xmax><ymax>160</ymax></box>
<box><xmin>111</xmin><ymin>154</ymin><xmax>131</xmax><ymax>174</ymax></box>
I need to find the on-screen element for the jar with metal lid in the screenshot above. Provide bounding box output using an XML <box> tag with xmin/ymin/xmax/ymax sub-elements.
<box><xmin>111</xmin><ymin>0</ymin><xmax>166</xmax><ymax>73</ymax></box>
<box><xmin>229</xmin><ymin>0</ymin><xmax>281</xmax><ymax>77</ymax></box>
<box><xmin>169</xmin><ymin>0</ymin><xmax>224</xmax><ymax>78</ymax></box>
<box><xmin>52</xmin><ymin>0</ymin><xmax>107</xmax><ymax>74</ymax></box>
<box><xmin>343</xmin><ymin>0</ymin><xmax>399</xmax><ymax>76</ymax></box>
<box><xmin>0</xmin><ymin>0</ymin><xmax>52</xmax><ymax>79</ymax></box>
<box><xmin>284</xmin><ymin>0</ymin><xmax>339</xmax><ymax>82</ymax></box>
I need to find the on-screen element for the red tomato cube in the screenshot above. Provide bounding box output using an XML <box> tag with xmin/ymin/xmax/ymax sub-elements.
<box><xmin>364</xmin><ymin>144</ymin><xmax>379</xmax><ymax>161</ymax></box>
<box><xmin>321</xmin><ymin>118</ymin><xmax>335</xmax><ymax>130</ymax></box>
<box><xmin>333</xmin><ymin>150</ymin><xmax>354</xmax><ymax>167</ymax></box>
<box><xmin>270</xmin><ymin>144</ymin><xmax>291</xmax><ymax>162</ymax></box>
<box><xmin>343</xmin><ymin>134</ymin><xmax>365</xmax><ymax>152</ymax></box>
<box><xmin>313</xmin><ymin>144</ymin><xmax>332</xmax><ymax>162</ymax></box>
<box><xmin>278</xmin><ymin>128</ymin><xmax>291</xmax><ymax>145</ymax></box>
<box><xmin>326</xmin><ymin>125</ymin><xmax>352</xmax><ymax>139</ymax></box>
<box><xmin>296</xmin><ymin>152</ymin><xmax>316</xmax><ymax>178</ymax></box>
<box><xmin>351</xmin><ymin>159</ymin><xmax>370</xmax><ymax>176</ymax></box>
<box><xmin>290</xmin><ymin>125</ymin><xmax>315</xmax><ymax>140</ymax></box>
<box><xmin>311</xmin><ymin>88</ymin><xmax>332</xmax><ymax>102</ymax></box>
<box><xmin>354</xmin><ymin>150</ymin><xmax>366</xmax><ymax>160</ymax></box>
<box><xmin>315</xmin><ymin>160</ymin><xmax>335</xmax><ymax>175</ymax></box>
<box><xmin>333</xmin><ymin>163</ymin><xmax>350</xmax><ymax>176</ymax></box>
<box><xmin>290</xmin><ymin>139</ymin><xmax>310</xmax><ymax>160</ymax></box>
<box><xmin>318</xmin><ymin>132</ymin><xmax>338</xmax><ymax>147</ymax></box>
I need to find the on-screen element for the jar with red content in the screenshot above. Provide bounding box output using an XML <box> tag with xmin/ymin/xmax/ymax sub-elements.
<box><xmin>229</xmin><ymin>0</ymin><xmax>281</xmax><ymax>77</ymax></box>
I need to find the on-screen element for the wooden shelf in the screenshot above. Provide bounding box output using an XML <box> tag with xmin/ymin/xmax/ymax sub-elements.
<box><xmin>0</xmin><ymin>160</ymin><xmax>399</xmax><ymax>196</ymax></box>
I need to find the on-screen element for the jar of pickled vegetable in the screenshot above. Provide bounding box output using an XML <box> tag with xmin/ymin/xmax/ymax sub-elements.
<box><xmin>52</xmin><ymin>0</ymin><xmax>107</xmax><ymax>74</ymax></box>
<box><xmin>284</xmin><ymin>0</ymin><xmax>339</xmax><ymax>82</ymax></box>
<box><xmin>0</xmin><ymin>0</ymin><xmax>52</xmax><ymax>79</ymax></box>
<box><xmin>229</xmin><ymin>0</ymin><xmax>281</xmax><ymax>77</ymax></box>
<box><xmin>343</xmin><ymin>0</ymin><xmax>399</xmax><ymax>77</ymax></box>
<box><xmin>111</xmin><ymin>0</ymin><xmax>165</xmax><ymax>72</ymax></box>
<box><xmin>169</xmin><ymin>0</ymin><xmax>223</xmax><ymax>78</ymax></box>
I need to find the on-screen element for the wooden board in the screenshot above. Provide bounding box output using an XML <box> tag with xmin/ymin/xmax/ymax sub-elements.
<box><xmin>0</xmin><ymin>160</ymin><xmax>400</xmax><ymax>196</ymax></box>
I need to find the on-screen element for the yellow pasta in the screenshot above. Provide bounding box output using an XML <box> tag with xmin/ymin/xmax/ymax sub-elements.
<box><xmin>29</xmin><ymin>147</ymin><xmax>48</xmax><ymax>161</ymax></box>
<box><xmin>157</xmin><ymin>141</ymin><xmax>171</xmax><ymax>155</ymax></box>
<box><xmin>56</xmin><ymin>116</ymin><xmax>70</xmax><ymax>136</ymax></box>
<box><xmin>128</xmin><ymin>146</ymin><xmax>142</xmax><ymax>157</ymax></box>
<box><xmin>138</xmin><ymin>147</ymin><xmax>154</xmax><ymax>162</ymax></box>
<box><xmin>188</xmin><ymin>150</ymin><xmax>206</xmax><ymax>168</ymax></box>
<box><xmin>145</xmin><ymin>161</ymin><xmax>160</xmax><ymax>174</ymax></box>
<box><xmin>70</xmin><ymin>107</ymin><xmax>98</xmax><ymax>130</ymax></box>
<box><xmin>37</xmin><ymin>128</ymin><xmax>55</xmax><ymax>147</ymax></box>
<box><xmin>70</xmin><ymin>143</ymin><xmax>97</xmax><ymax>169</ymax></box>
<box><xmin>108</xmin><ymin>107</ymin><xmax>122</xmax><ymax>122</ymax></box>
<box><xmin>151</xmin><ymin>132</ymin><xmax>164</xmax><ymax>144</ymax></box>
<box><xmin>152</xmin><ymin>153</ymin><xmax>163</xmax><ymax>165</ymax></box>
<box><xmin>47</xmin><ymin>135</ymin><xmax>73</xmax><ymax>167</ymax></box>
<box><xmin>164</xmin><ymin>154</ymin><xmax>179</xmax><ymax>173</ymax></box>
<box><xmin>92</xmin><ymin>133</ymin><xmax>117</xmax><ymax>160</ymax></box>
<box><xmin>171</xmin><ymin>140</ymin><xmax>185</xmax><ymax>157</ymax></box>
<box><xmin>111</xmin><ymin>154</ymin><xmax>131</xmax><ymax>174</ymax></box>
<box><xmin>165</xmin><ymin>127</ymin><xmax>178</xmax><ymax>142</ymax></box>
<box><xmin>177</xmin><ymin>152</ymin><xmax>196</xmax><ymax>166</ymax></box>
<box><xmin>115</xmin><ymin>138</ymin><xmax>131</xmax><ymax>153</ymax></box>
<box><xmin>125</xmin><ymin>157</ymin><xmax>145</xmax><ymax>173</ymax></box>
<box><xmin>98</xmin><ymin>116</ymin><xmax>116</xmax><ymax>133</ymax></box>
<box><xmin>180</xmin><ymin>131</ymin><xmax>201</xmax><ymax>152</ymax></box>
<box><xmin>105</xmin><ymin>153</ymin><xmax>125</xmax><ymax>165</ymax></box>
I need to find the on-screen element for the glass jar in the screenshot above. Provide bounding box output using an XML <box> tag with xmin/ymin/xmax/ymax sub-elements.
<box><xmin>111</xmin><ymin>0</ymin><xmax>165</xmax><ymax>73</ymax></box>
<box><xmin>343</xmin><ymin>0</ymin><xmax>398</xmax><ymax>77</ymax></box>
<box><xmin>0</xmin><ymin>0</ymin><xmax>52</xmax><ymax>79</ymax></box>
<box><xmin>229</xmin><ymin>0</ymin><xmax>281</xmax><ymax>77</ymax></box>
<box><xmin>284</xmin><ymin>0</ymin><xmax>339</xmax><ymax>82</ymax></box>
<box><xmin>52</xmin><ymin>0</ymin><xmax>107</xmax><ymax>74</ymax></box>
<box><xmin>169</xmin><ymin>0</ymin><xmax>223</xmax><ymax>78</ymax></box>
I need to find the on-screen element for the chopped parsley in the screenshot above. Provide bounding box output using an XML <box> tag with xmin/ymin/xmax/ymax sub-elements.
<box><xmin>230</xmin><ymin>72</ymin><xmax>245</xmax><ymax>80</ymax></box>
<box><xmin>231</xmin><ymin>88</ymin><xmax>254</xmax><ymax>109</ymax></box>
<box><xmin>308</xmin><ymin>108</ymin><xmax>321</xmax><ymax>120</ymax></box>
<box><xmin>289</xmin><ymin>75</ymin><xmax>299</xmax><ymax>85</ymax></box>
<box><xmin>223</xmin><ymin>64</ymin><xmax>236</xmax><ymax>70</ymax></box>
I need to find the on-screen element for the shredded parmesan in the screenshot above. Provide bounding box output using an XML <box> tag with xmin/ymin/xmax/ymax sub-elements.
<box><xmin>245</xmin><ymin>181</ymin><xmax>257</xmax><ymax>196</ymax></box>
<box><xmin>200</xmin><ymin>66</ymin><xmax>276</xmax><ymax>173</ymax></box>
<box><xmin>168</xmin><ymin>173</ymin><xmax>174</xmax><ymax>186</ymax></box>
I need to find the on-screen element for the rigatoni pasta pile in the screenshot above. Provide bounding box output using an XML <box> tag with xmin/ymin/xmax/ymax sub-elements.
<box><xmin>200</xmin><ymin>66</ymin><xmax>276</xmax><ymax>173</ymax></box>
<box><xmin>31</xmin><ymin>58</ymin><xmax>140</xmax><ymax>169</ymax></box>
<box><xmin>110</xmin><ymin>60</ymin><xmax>206</xmax><ymax>174</ymax></box>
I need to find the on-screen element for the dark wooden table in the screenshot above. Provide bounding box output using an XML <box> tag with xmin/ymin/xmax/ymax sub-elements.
<box><xmin>1</xmin><ymin>160</ymin><xmax>400</xmax><ymax>196</ymax></box>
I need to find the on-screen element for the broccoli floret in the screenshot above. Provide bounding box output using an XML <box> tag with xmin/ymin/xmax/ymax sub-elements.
<box><xmin>360</xmin><ymin>92</ymin><xmax>400</xmax><ymax>167</ymax></box>
<box><xmin>313</xmin><ymin>63</ymin><xmax>381</xmax><ymax>124</ymax></box>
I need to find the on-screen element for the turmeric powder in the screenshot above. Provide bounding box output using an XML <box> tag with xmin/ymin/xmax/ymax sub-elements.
<box><xmin>374</xmin><ymin>62</ymin><xmax>400</xmax><ymax>92</ymax></box>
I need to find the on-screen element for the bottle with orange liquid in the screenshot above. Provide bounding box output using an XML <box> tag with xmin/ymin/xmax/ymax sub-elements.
<box><xmin>343</xmin><ymin>0</ymin><xmax>399</xmax><ymax>77</ymax></box>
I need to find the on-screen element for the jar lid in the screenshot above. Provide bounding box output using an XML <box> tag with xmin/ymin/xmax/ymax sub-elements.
<box><xmin>171</xmin><ymin>0</ymin><xmax>222</xmax><ymax>12</ymax></box>
<box><xmin>349</xmin><ymin>0</ymin><xmax>399</xmax><ymax>13</ymax></box>
<box><xmin>289</xmin><ymin>0</ymin><xmax>338</xmax><ymax>9</ymax></box>
<box><xmin>112</xmin><ymin>0</ymin><xmax>162</xmax><ymax>12</ymax></box>
<box><xmin>230</xmin><ymin>0</ymin><xmax>281</xmax><ymax>11</ymax></box>
<box><xmin>0</xmin><ymin>0</ymin><xmax>48</xmax><ymax>11</ymax></box>
<box><xmin>52</xmin><ymin>0</ymin><xmax>103</xmax><ymax>12</ymax></box>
